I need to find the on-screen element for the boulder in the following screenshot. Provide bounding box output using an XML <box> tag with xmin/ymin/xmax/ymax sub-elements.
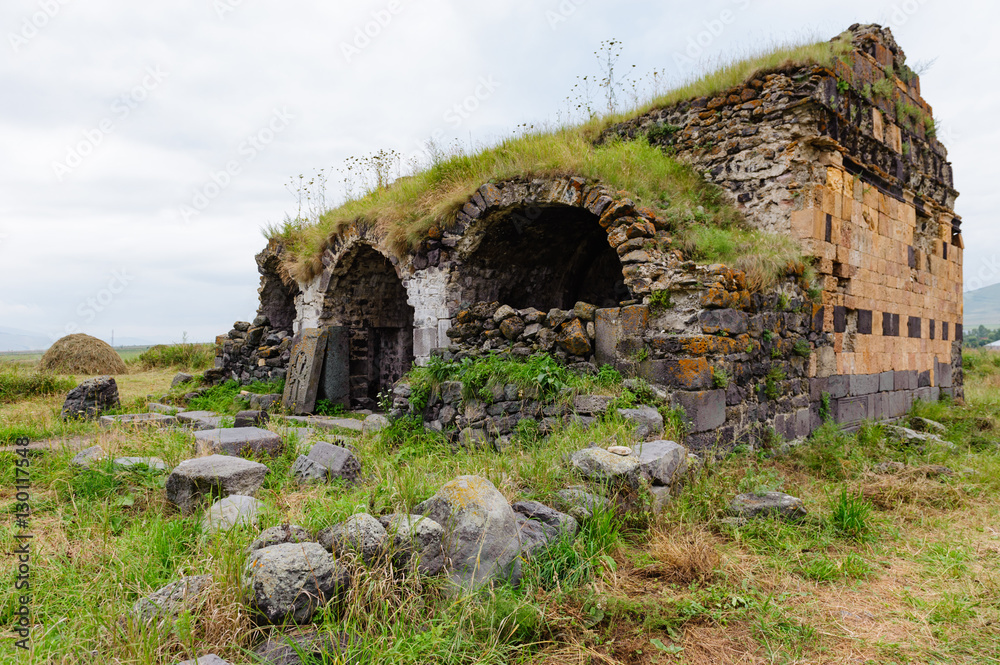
<box><xmin>177</xmin><ymin>411</ymin><xmax>223</xmax><ymax>430</ymax></box>
<box><xmin>61</xmin><ymin>376</ymin><xmax>120</xmax><ymax>420</ymax></box>
<box><xmin>70</xmin><ymin>445</ymin><xmax>106</xmax><ymax>468</ymax></box>
<box><xmin>617</xmin><ymin>405</ymin><xmax>664</xmax><ymax>440</ymax></box>
<box><xmin>500</xmin><ymin>316</ymin><xmax>525</xmax><ymax>340</ymax></box>
<box><xmin>885</xmin><ymin>425</ymin><xmax>954</xmax><ymax>449</ymax></box>
<box><xmin>171</xmin><ymin>372</ymin><xmax>194</xmax><ymax>388</ymax></box>
<box><xmin>308</xmin><ymin>441</ymin><xmax>361</xmax><ymax>482</ymax></box>
<box><xmin>252</xmin><ymin>630</ymin><xmax>350</xmax><ymax>665</ymax></box>
<box><xmin>113</xmin><ymin>456</ymin><xmax>168</xmax><ymax>472</ymax></box>
<box><xmin>378</xmin><ymin>514</ymin><xmax>445</xmax><ymax>575</ymax></box>
<box><xmin>512</xmin><ymin>501</ymin><xmax>578</xmax><ymax>556</ymax></box>
<box><xmin>555</xmin><ymin>487</ymin><xmax>608</xmax><ymax>522</ymax></box>
<box><xmin>201</xmin><ymin>495</ymin><xmax>263</xmax><ymax>533</ymax></box>
<box><xmin>573</xmin><ymin>301</ymin><xmax>597</xmax><ymax>322</ymax></box>
<box><xmin>910</xmin><ymin>416</ymin><xmax>947</xmax><ymax>434</ymax></box>
<box><xmin>730</xmin><ymin>492</ymin><xmax>807</xmax><ymax>520</ymax></box>
<box><xmin>631</xmin><ymin>440</ymin><xmax>688</xmax><ymax>487</ymax></box>
<box><xmin>165</xmin><ymin>455</ymin><xmax>269</xmax><ymax>515</ymax></box>
<box><xmin>361</xmin><ymin>414</ymin><xmax>389</xmax><ymax>435</ymax></box>
<box><xmin>248</xmin><ymin>525</ymin><xmax>314</xmax><ymax>554</ymax></box>
<box><xmin>133</xmin><ymin>574</ymin><xmax>213</xmax><ymax>624</ymax></box>
<box><xmin>290</xmin><ymin>455</ymin><xmax>328</xmax><ymax>483</ymax></box>
<box><xmin>234</xmin><ymin>410</ymin><xmax>269</xmax><ymax>428</ymax></box>
<box><xmin>573</xmin><ymin>394</ymin><xmax>615</xmax><ymax>415</ymax></box>
<box><xmin>176</xmin><ymin>656</ymin><xmax>230</xmax><ymax>665</ymax></box>
<box><xmin>148</xmin><ymin>402</ymin><xmax>178</xmax><ymax>414</ymax></box>
<box><xmin>569</xmin><ymin>447</ymin><xmax>640</xmax><ymax>485</ymax></box>
<box><xmin>493</xmin><ymin>304</ymin><xmax>517</xmax><ymax>323</ymax></box>
<box><xmin>557</xmin><ymin>318</ymin><xmax>592</xmax><ymax>356</ymax></box>
<box><xmin>99</xmin><ymin>413</ymin><xmax>178</xmax><ymax>428</ymax></box>
<box><xmin>243</xmin><ymin>542</ymin><xmax>350</xmax><ymax>624</ymax></box>
<box><xmin>194</xmin><ymin>427</ymin><xmax>284</xmax><ymax>458</ymax></box>
<box><xmin>316</xmin><ymin>513</ymin><xmax>387</xmax><ymax>563</ymax></box>
<box><xmin>413</xmin><ymin>475</ymin><xmax>521</xmax><ymax>590</ymax></box>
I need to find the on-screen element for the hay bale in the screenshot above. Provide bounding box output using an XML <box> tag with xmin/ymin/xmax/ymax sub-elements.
<box><xmin>40</xmin><ymin>334</ymin><xmax>128</xmax><ymax>375</ymax></box>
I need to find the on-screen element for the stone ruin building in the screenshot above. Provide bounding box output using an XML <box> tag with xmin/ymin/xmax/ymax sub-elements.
<box><xmin>215</xmin><ymin>24</ymin><xmax>963</xmax><ymax>450</ymax></box>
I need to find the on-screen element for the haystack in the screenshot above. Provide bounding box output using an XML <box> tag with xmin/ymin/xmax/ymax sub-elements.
<box><xmin>40</xmin><ymin>334</ymin><xmax>128</xmax><ymax>375</ymax></box>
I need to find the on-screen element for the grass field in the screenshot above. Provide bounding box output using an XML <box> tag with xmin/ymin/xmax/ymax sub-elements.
<box><xmin>1</xmin><ymin>352</ymin><xmax>999</xmax><ymax>664</ymax></box>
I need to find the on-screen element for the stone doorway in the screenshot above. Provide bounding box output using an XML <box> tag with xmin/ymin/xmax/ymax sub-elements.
<box><xmin>321</xmin><ymin>245</ymin><xmax>414</xmax><ymax>410</ymax></box>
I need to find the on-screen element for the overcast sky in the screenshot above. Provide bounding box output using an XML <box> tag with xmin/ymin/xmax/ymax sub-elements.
<box><xmin>1</xmin><ymin>0</ymin><xmax>995</xmax><ymax>346</ymax></box>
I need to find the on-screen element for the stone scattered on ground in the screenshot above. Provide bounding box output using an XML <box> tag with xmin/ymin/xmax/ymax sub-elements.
<box><xmin>378</xmin><ymin>514</ymin><xmax>445</xmax><ymax>575</ymax></box>
<box><xmin>632</xmin><ymin>440</ymin><xmax>688</xmax><ymax>488</ymax></box>
<box><xmin>569</xmin><ymin>447</ymin><xmax>640</xmax><ymax>485</ymax></box>
<box><xmin>607</xmin><ymin>445</ymin><xmax>632</xmax><ymax>456</ymax></box>
<box><xmin>133</xmin><ymin>574</ymin><xmax>213</xmax><ymax>624</ymax></box>
<box><xmin>873</xmin><ymin>461</ymin><xmax>954</xmax><ymax>477</ymax></box>
<box><xmin>166</xmin><ymin>455</ymin><xmax>269</xmax><ymax>515</ymax></box>
<box><xmin>99</xmin><ymin>413</ymin><xmax>178</xmax><ymax>428</ymax></box>
<box><xmin>873</xmin><ymin>460</ymin><xmax>907</xmax><ymax>474</ymax></box>
<box><xmin>248</xmin><ymin>525</ymin><xmax>315</xmax><ymax>554</ymax></box>
<box><xmin>317</xmin><ymin>513</ymin><xmax>387</xmax><ymax>563</ymax></box>
<box><xmin>284</xmin><ymin>415</ymin><xmax>364</xmax><ymax>432</ymax></box>
<box><xmin>730</xmin><ymin>492</ymin><xmax>807</xmax><ymax>520</ymax></box>
<box><xmin>512</xmin><ymin>501</ymin><xmax>578</xmax><ymax>556</ymax></box>
<box><xmin>616</xmin><ymin>405</ymin><xmax>664</xmax><ymax>440</ymax></box>
<box><xmin>176</xmin><ymin>656</ymin><xmax>230</xmax><ymax>665</ymax></box>
<box><xmin>414</xmin><ymin>475</ymin><xmax>522</xmax><ymax>591</ymax></box>
<box><xmin>194</xmin><ymin>427</ymin><xmax>284</xmax><ymax>458</ymax></box>
<box><xmin>201</xmin><ymin>495</ymin><xmax>263</xmax><ymax>533</ymax></box>
<box><xmin>178</xmin><ymin>411</ymin><xmax>226</xmax><ymax>431</ymax></box>
<box><xmin>148</xmin><ymin>402</ymin><xmax>180</xmax><ymax>415</ymax></box>
<box><xmin>251</xmin><ymin>629</ymin><xmax>350</xmax><ymax>665</ymax></box>
<box><xmin>885</xmin><ymin>425</ymin><xmax>954</xmax><ymax>449</ymax></box>
<box><xmin>910</xmin><ymin>416</ymin><xmax>947</xmax><ymax>434</ymax></box>
<box><xmin>113</xmin><ymin>456</ymin><xmax>168</xmax><ymax>472</ymax></box>
<box><xmin>555</xmin><ymin>487</ymin><xmax>608</xmax><ymax>521</ymax></box>
<box><xmin>70</xmin><ymin>445</ymin><xmax>106</xmax><ymax>468</ymax></box>
<box><xmin>649</xmin><ymin>485</ymin><xmax>673</xmax><ymax>513</ymax></box>
<box><xmin>361</xmin><ymin>413</ymin><xmax>390</xmax><ymax>434</ymax></box>
<box><xmin>171</xmin><ymin>372</ymin><xmax>194</xmax><ymax>388</ymax></box>
<box><xmin>61</xmin><ymin>376</ymin><xmax>120</xmax><ymax>420</ymax></box>
<box><xmin>290</xmin><ymin>441</ymin><xmax>360</xmax><ymax>484</ymax></box>
<box><xmin>249</xmin><ymin>393</ymin><xmax>283</xmax><ymax>410</ymax></box>
<box><xmin>235</xmin><ymin>409</ymin><xmax>269</xmax><ymax>428</ymax></box>
<box><xmin>243</xmin><ymin>542</ymin><xmax>350</xmax><ymax>624</ymax></box>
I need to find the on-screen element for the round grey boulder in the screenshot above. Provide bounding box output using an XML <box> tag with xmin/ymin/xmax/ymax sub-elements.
<box><xmin>413</xmin><ymin>475</ymin><xmax>521</xmax><ymax>591</ymax></box>
<box><xmin>317</xmin><ymin>513</ymin><xmax>386</xmax><ymax>563</ymax></box>
<box><xmin>202</xmin><ymin>495</ymin><xmax>263</xmax><ymax>533</ymax></box>
<box><xmin>133</xmin><ymin>574</ymin><xmax>213</xmax><ymax>624</ymax></box>
<box><xmin>248</xmin><ymin>524</ymin><xmax>314</xmax><ymax>554</ymax></box>
<box><xmin>731</xmin><ymin>492</ymin><xmax>807</xmax><ymax>520</ymax></box>
<box><xmin>378</xmin><ymin>513</ymin><xmax>445</xmax><ymax>575</ymax></box>
<box><xmin>244</xmin><ymin>542</ymin><xmax>350</xmax><ymax>624</ymax></box>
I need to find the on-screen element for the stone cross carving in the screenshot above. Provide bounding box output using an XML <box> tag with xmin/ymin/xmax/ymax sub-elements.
<box><xmin>281</xmin><ymin>328</ymin><xmax>329</xmax><ymax>415</ymax></box>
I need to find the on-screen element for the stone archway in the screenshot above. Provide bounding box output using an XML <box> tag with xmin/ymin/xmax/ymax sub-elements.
<box><xmin>320</xmin><ymin>244</ymin><xmax>414</xmax><ymax>409</ymax></box>
<box><xmin>460</xmin><ymin>203</ymin><xmax>629</xmax><ymax>310</ymax></box>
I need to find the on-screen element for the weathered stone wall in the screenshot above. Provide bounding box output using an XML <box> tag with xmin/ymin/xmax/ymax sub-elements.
<box><xmin>214</xmin><ymin>315</ymin><xmax>290</xmax><ymax>384</ymax></box>
<box><xmin>223</xmin><ymin>24</ymin><xmax>962</xmax><ymax>446</ymax></box>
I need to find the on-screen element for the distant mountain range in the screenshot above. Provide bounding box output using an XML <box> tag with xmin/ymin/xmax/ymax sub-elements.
<box><xmin>0</xmin><ymin>327</ymin><xmax>155</xmax><ymax>352</ymax></box>
<box><xmin>965</xmin><ymin>283</ymin><xmax>1000</xmax><ymax>329</ymax></box>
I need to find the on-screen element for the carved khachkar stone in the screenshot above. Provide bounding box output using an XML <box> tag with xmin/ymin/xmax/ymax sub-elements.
<box><xmin>282</xmin><ymin>328</ymin><xmax>329</xmax><ymax>415</ymax></box>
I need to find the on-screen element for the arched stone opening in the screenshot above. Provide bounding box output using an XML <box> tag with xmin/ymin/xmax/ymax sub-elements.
<box><xmin>321</xmin><ymin>244</ymin><xmax>414</xmax><ymax>409</ymax></box>
<box><xmin>257</xmin><ymin>250</ymin><xmax>299</xmax><ymax>333</ymax></box>
<box><xmin>461</xmin><ymin>204</ymin><xmax>629</xmax><ymax>310</ymax></box>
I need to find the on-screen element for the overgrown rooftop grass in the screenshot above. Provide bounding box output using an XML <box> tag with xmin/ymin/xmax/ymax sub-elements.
<box><xmin>274</xmin><ymin>132</ymin><xmax>744</xmax><ymax>281</ymax></box>
<box><xmin>270</xmin><ymin>36</ymin><xmax>852</xmax><ymax>285</ymax></box>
